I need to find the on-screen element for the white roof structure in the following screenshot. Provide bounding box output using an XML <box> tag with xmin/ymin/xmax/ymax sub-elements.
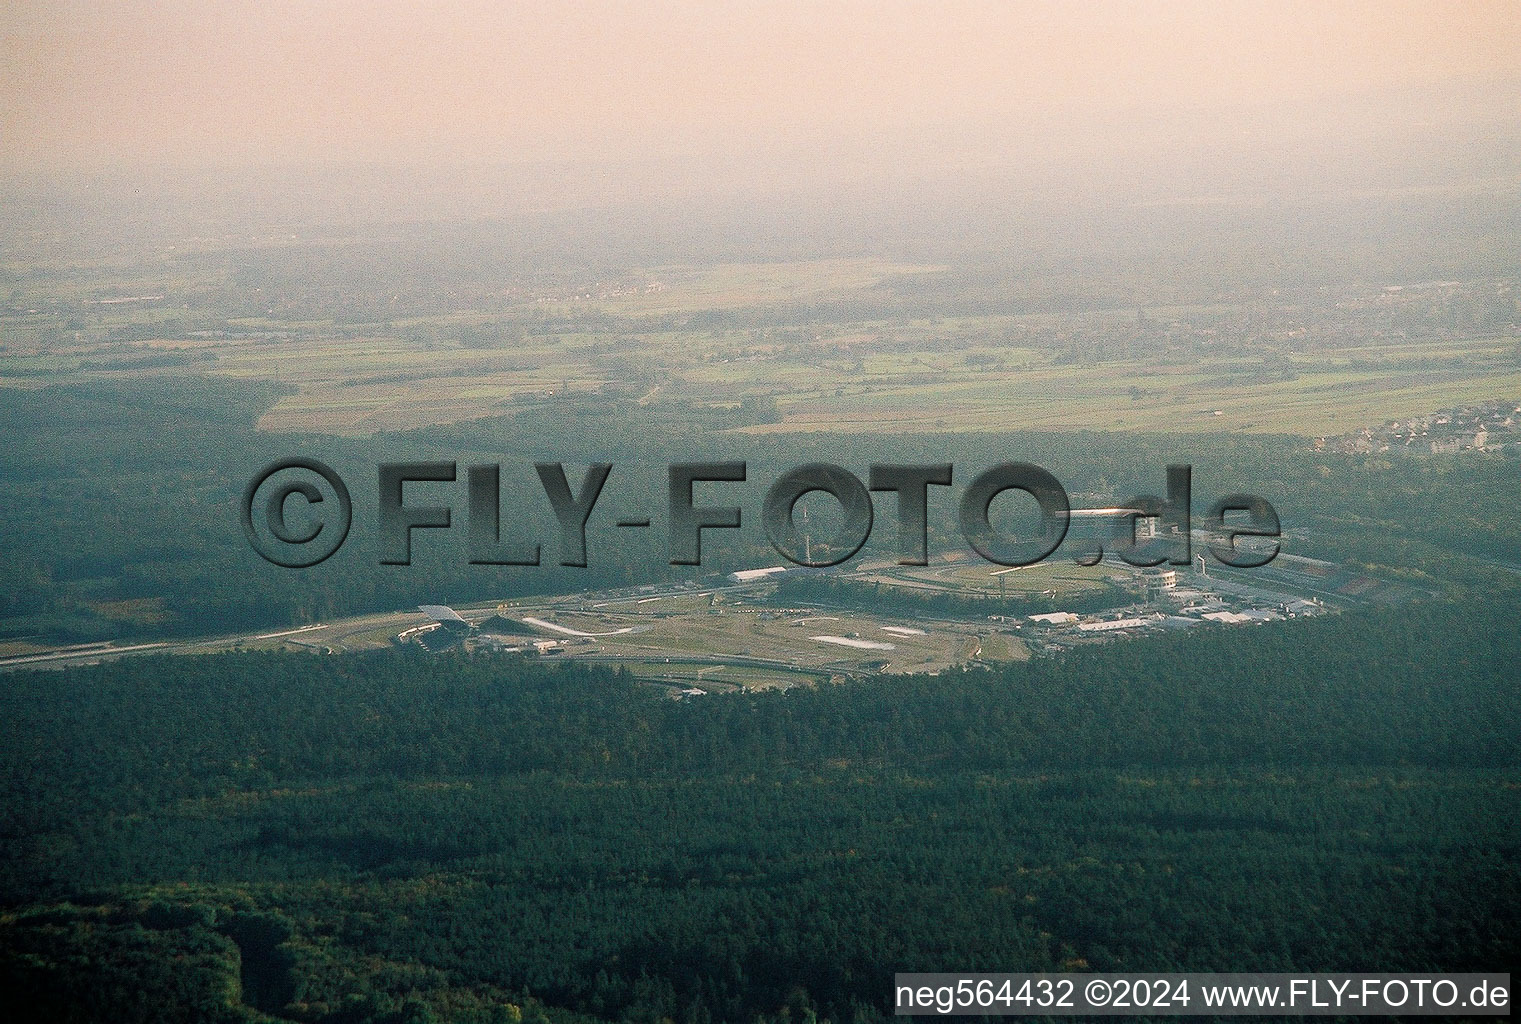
<box><xmin>1076</xmin><ymin>617</ymin><xmax>1149</xmax><ymax>632</ymax></box>
<box><xmin>728</xmin><ymin>566</ymin><xmax>790</xmax><ymax>583</ymax></box>
<box><xmin>811</xmin><ymin>635</ymin><xmax>896</xmax><ymax>650</ymax></box>
<box><xmin>418</xmin><ymin>605</ymin><xmax>471</xmax><ymax>630</ymax></box>
<box><xmin>1028</xmin><ymin>612</ymin><xmax>1079</xmax><ymax>625</ymax></box>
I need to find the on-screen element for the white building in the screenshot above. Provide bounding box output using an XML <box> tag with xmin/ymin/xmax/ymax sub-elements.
<box><xmin>728</xmin><ymin>566</ymin><xmax>790</xmax><ymax>584</ymax></box>
<box><xmin>1076</xmin><ymin>617</ymin><xmax>1151</xmax><ymax>632</ymax></box>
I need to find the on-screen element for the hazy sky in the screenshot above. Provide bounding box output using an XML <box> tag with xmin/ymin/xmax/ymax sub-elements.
<box><xmin>3</xmin><ymin>1</ymin><xmax>1519</xmax><ymax>205</ymax></box>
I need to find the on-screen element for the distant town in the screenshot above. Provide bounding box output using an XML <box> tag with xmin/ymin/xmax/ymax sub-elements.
<box><xmin>1319</xmin><ymin>399</ymin><xmax>1521</xmax><ymax>454</ymax></box>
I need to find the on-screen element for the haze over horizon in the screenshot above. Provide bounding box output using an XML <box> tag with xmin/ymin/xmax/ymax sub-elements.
<box><xmin>2</xmin><ymin>1</ymin><xmax>1518</xmax><ymax>222</ymax></box>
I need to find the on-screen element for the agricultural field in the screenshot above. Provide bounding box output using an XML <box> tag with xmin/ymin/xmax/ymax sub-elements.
<box><xmin>749</xmin><ymin>354</ymin><xmax>1521</xmax><ymax>436</ymax></box>
<box><xmin>4</xmin><ymin>254</ymin><xmax>1518</xmax><ymax>437</ymax></box>
<box><xmin>166</xmin><ymin>328</ymin><xmax>1521</xmax><ymax>435</ymax></box>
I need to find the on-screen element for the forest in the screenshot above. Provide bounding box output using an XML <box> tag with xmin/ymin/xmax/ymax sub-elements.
<box><xmin>1</xmin><ymin>588</ymin><xmax>1517</xmax><ymax>1023</ymax></box>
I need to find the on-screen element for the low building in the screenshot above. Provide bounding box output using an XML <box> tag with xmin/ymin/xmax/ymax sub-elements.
<box><xmin>1027</xmin><ymin>611</ymin><xmax>1079</xmax><ymax>625</ymax></box>
<box><xmin>1076</xmin><ymin>616</ymin><xmax>1151</xmax><ymax>632</ymax></box>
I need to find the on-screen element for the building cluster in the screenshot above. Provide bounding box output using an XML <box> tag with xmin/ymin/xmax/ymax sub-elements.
<box><xmin>1017</xmin><ymin>561</ymin><xmax>1326</xmax><ymax>649</ymax></box>
<box><xmin>1318</xmin><ymin>400</ymin><xmax>1520</xmax><ymax>454</ymax></box>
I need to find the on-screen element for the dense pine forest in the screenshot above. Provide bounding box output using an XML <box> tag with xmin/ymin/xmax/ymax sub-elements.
<box><xmin>2</xmin><ymin>590</ymin><xmax>1517</xmax><ymax>1023</ymax></box>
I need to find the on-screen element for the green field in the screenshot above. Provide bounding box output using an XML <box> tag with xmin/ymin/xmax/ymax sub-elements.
<box><xmin>4</xmin><ymin>257</ymin><xmax>1517</xmax><ymax>437</ymax></box>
